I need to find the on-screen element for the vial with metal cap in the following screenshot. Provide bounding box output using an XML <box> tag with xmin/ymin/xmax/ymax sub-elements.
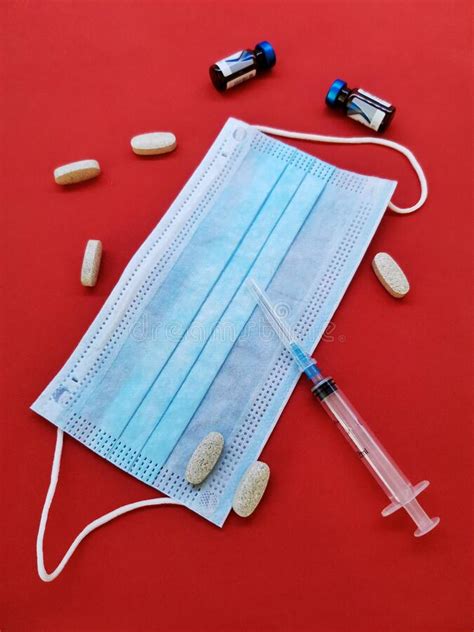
<box><xmin>326</xmin><ymin>79</ymin><xmax>396</xmax><ymax>132</ymax></box>
<box><xmin>209</xmin><ymin>41</ymin><xmax>276</xmax><ymax>91</ymax></box>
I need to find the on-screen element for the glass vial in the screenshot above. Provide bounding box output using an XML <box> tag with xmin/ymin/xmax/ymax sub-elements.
<box><xmin>326</xmin><ymin>79</ymin><xmax>396</xmax><ymax>132</ymax></box>
<box><xmin>209</xmin><ymin>41</ymin><xmax>276</xmax><ymax>91</ymax></box>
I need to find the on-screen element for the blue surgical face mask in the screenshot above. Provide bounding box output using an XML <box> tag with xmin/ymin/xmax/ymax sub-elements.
<box><xmin>32</xmin><ymin>117</ymin><xmax>427</xmax><ymax>581</ymax></box>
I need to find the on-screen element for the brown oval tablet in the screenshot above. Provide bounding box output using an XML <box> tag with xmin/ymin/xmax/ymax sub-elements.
<box><xmin>54</xmin><ymin>159</ymin><xmax>101</xmax><ymax>185</ymax></box>
<box><xmin>81</xmin><ymin>239</ymin><xmax>102</xmax><ymax>287</ymax></box>
<box><xmin>185</xmin><ymin>431</ymin><xmax>224</xmax><ymax>485</ymax></box>
<box><xmin>130</xmin><ymin>132</ymin><xmax>177</xmax><ymax>156</ymax></box>
<box><xmin>232</xmin><ymin>461</ymin><xmax>270</xmax><ymax>518</ymax></box>
<box><xmin>372</xmin><ymin>252</ymin><xmax>410</xmax><ymax>298</ymax></box>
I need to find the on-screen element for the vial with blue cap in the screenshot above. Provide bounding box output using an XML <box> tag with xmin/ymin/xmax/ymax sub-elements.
<box><xmin>209</xmin><ymin>41</ymin><xmax>276</xmax><ymax>91</ymax></box>
<box><xmin>326</xmin><ymin>79</ymin><xmax>396</xmax><ymax>132</ymax></box>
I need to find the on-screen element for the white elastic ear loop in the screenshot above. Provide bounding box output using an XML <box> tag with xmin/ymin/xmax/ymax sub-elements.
<box><xmin>37</xmin><ymin>428</ymin><xmax>181</xmax><ymax>582</ymax></box>
<box><xmin>254</xmin><ymin>125</ymin><xmax>428</xmax><ymax>214</ymax></box>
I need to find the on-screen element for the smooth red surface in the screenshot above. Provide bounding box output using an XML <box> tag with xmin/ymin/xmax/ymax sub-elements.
<box><xmin>1</xmin><ymin>2</ymin><xmax>472</xmax><ymax>631</ymax></box>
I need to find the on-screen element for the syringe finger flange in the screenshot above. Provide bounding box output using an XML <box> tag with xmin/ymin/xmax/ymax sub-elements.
<box><xmin>381</xmin><ymin>480</ymin><xmax>431</xmax><ymax>516</ymax></box>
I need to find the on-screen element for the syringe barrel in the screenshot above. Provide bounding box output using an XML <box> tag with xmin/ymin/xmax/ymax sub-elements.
<box><xmin>312</xmin><ymin>378</ymin><xmax>415</xmax><ymax>505</ymax></box>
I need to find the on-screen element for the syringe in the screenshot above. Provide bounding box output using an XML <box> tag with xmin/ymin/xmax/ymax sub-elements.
<box><xmin>248</xmin><ymin>279</ymin><xmax>440</xmax><ymax>537</ymax></box>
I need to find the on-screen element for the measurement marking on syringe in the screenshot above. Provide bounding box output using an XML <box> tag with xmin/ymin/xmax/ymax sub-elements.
<box><xmin>329</xmin><ymin>406</ymin><xmax>397</xmax><ymax>497</ymax></box>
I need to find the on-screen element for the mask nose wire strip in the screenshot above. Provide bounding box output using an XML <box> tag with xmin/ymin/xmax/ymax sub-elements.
<box><xmin>253</xmin><ymin>125</ymin><xmax>428</xmax><ymax>214</ymax></box>
<box><xmin>36</xmin><ymin>428</ymin><xmax>181</xmax><ymax>582</ymax></box>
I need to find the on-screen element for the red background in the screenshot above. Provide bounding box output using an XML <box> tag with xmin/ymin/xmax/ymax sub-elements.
<box><xmin>1</xmin><ymin>2</ymin><xmax>472</xmax><ymax>631</ymax></box>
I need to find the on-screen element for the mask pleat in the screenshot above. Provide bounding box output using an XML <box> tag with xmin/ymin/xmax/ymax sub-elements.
<box><xmin>74</xmin><ymin>148</ymin><xmax>284</xmax><ymax>436</ymax></box>
<box><xmin>128</xmin><ymin>169</ymin><xmax>331</xmax><ymax>476</ymax></box>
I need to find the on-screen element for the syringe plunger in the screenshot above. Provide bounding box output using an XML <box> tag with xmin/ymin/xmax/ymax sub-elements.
<box><xmin>313</xmin><ymin>377</ymin><xmax>440</xmax><ymax>537</ymax></box>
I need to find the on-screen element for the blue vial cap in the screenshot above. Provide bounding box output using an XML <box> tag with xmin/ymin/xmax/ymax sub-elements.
<box><xmin>326</xmin><ymin>79</ymin><xmax>347</xmax><ymax>107</ymax></box>
<box><xmin>255</xmin><ymin>41</ymin><xmax>276</xmax><ymax>69</ymax></box>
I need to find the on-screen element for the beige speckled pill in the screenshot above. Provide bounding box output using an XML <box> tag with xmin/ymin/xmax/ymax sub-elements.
<box><xmin>185</xmin><ymin>432</ymin><xmax>224</xmax><ymax>485</ymax></box>
<box><xmin>81</xmin><ymin>240</ymin><xmax>102</xmax><ymax>287</ymax></box>
<box><xmin>372</xmin><ymin>252</ymin><xmax>410</xmax><ymax>298</ymax></box>
<box><xmin>54</xmin><ymin>159</ymin><xmax>101</xmax><ymax>185</ymax></box>
<box><xmin>130</xmin><ymin>132</ymin><xmax>177</xmax><ymax>155</ymax></box>
<box><xmin>232</xmin><ymin>461</ymin><xmax>270</xmax><ymax>518</ymax></box>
